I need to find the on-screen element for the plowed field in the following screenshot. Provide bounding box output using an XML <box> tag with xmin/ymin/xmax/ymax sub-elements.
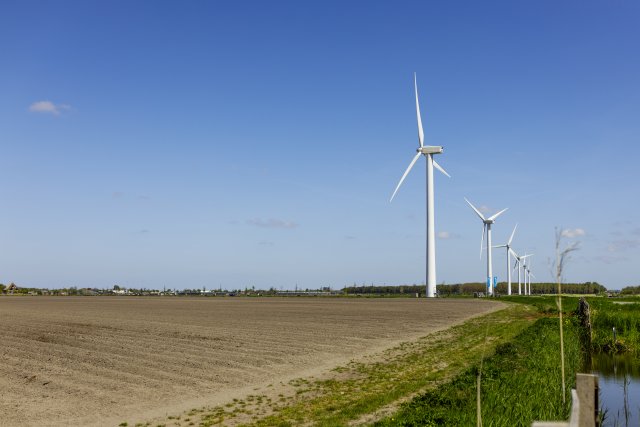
<box><xmin>0</xmin><ymin>296</ymin><xmax>502</xmax><ymax>426</ymax></box>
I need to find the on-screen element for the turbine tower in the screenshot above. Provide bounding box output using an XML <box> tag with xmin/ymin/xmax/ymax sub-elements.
<box><xmin>523</xmin><ymin>259</ymin><xmax>529</xmax><ymax>295</ymax></box>
<box><xmin>529</xmin><ymin>271</ymin><xmax>536</xmax><ymax>295</ymax></box>
<box><xmin>464</xmin><ymin>198</ymin><xmax>508</xmax><ymax>296</ymax></box>
<box><xmin>390</xmin><ymin>73</ymin><xmax>450</xmax><ymax>298</ymax></box>
<box><xmin>493</xmin><ymin>224</ymin><xmax>518</xmax><ymax>295</ymax></box>
<box><xmin>525</xmin><ymin>255</ymin><xmax>534</xmax><ymax>295</ymax></box>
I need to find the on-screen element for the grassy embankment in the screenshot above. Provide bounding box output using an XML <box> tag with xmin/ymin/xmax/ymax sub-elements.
<box><xmin>375</xmin><ymin>295</ymin><xmax>640</xmax><ymax>426</ymax></box>
<box><xmin>153</xmin><ymin>302</ymin><xmax>537</xmax><ymax>427</ymax></box>
<box><xmin>375</xmin><ymin>300</ymin><xmax>581</xmax><ymax>426</ymax></box>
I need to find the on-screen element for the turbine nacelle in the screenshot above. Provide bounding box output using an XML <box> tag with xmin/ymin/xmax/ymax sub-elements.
<box><xmin>417</xmin><ymin>146</ymin><xmax>443</xmax><ymax>155</ymax></box>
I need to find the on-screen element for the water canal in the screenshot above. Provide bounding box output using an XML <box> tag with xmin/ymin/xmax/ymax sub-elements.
<box><xmin>590</xmin><ymin>352</ymin><xmax>640</xmax><ymax>426</ymax></box>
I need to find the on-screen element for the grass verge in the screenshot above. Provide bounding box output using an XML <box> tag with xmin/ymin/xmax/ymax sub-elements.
<box><xmin>374</xmin><ymin>316</ymin><xmax>581</xmax><ymax>426</ymax></box>
<box><xmin>160</xmin><ymin>302</ymin><xmax>538</xmax><ymax>426</ymax></box>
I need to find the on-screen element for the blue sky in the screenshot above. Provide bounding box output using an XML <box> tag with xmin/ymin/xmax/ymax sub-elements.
<box><xmin>1</xmin><ymin>1</ymin><xmax>639</xmax><ymax>290</ymax></box>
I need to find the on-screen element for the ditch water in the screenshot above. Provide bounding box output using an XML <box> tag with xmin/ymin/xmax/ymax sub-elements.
<box><xmin>589</xmin><ymin>352</ymin><xmax>640</xmax><ymax>427</ymax></box>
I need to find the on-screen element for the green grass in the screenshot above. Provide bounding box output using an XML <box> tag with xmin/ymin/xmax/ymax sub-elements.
<box><xmin>501</xmin><ymin>294</ymin><xmax>581</xmax><ymax>315</ymax></box>
<box><xmin>235</xmin><ymin>303</ymin><xmax>537</xmax><ymax>427</ymax></box>
<box><xmin>501</xmin><ymin>295</ymin><xmax>640</xmax><ymax>356</ymax></box>
<box><xmin>374</xmin><ymin>316</ymin><xmax>581</xmax><ymax>426</ymax></box>
<box><xmin>584</xmin><ymin>297</ymin><xmax>640</xmax><ymax>355</ymax></box>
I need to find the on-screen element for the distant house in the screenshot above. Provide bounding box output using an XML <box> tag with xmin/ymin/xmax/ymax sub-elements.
<box><xmin>6</xmin><ymin>283</ymin><xmax>18</xmax><ymax>294</ymax></box>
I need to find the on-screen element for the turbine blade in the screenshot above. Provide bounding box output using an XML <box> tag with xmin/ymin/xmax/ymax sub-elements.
<box><xmin>414</xmin><ymin>73</ymin><xmax>424</xmax><ymax>148</ymax></box>
<box><xmin>493</xmin><ymin>244</ymin><xmax>507</xmax><ymax>248</ymax></box>
<box><xmin>390</xmin><ymin>152</ymin><xmax>422</xmax><ymax>202</ymax></box>
<box><xmin>509</xmin><ymin>248</ymin><xmax>518</xmax><ymax>259</ymax></box>
<box><xmin>464</xmin><ymin>198</ymin><xmax>486</xmax><ymax>221</ymax></box>
<box><xmin>480</xmin><ymin>225</ymin><xmax>486</xmax><ymax>259</ymax></box>
<box><xmin>508</xmin><ymin>223</ymin><xmax>518</xmax><ymax>245</ymax></box>
<box><xmin>488</xmin><ymin>207</ymin><xmax>508</xmax><ymax>221</ymax></box>
<box><xmin>433</xmin><ymin>159</ymin><xmax>451</xmax><ymax>178</ymax></box>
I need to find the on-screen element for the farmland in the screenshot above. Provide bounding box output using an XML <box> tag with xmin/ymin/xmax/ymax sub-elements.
<box><xmin>0</xmin><ymin>296</ymin><xmax>503</xmax><ymax>426</ymax></box>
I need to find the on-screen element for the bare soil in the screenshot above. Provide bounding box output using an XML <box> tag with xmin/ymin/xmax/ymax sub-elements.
<box><xmin>0</xmin><ymin>296</ymin><xmax>502</xmax><ymax>426</ymax></box>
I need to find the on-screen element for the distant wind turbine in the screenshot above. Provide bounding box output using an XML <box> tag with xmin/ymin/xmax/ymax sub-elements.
<box><xmin>512</xmin><ymin>252</ymin><xmax>532</xmax><ymax>295</ymax></box>
<box><xmin>525</xmin><ymin>255</ymin><xmax>534</xmax><ymax>295</ymax></box>
<box><xmin>519</xmin><ymin>253</ymin><xmax>533</xmax><ymax>295</ymax></box>
<box><xmin>390</xmin><ymin>73</ymin><xmax>450</xmax><ymax>298</ymax></box>
<box><xmin>464</xmin><ymin>198</ymin><xmax>508</xmax><ymax>296</ymax></box>
<box><xmin>493</xmin><ymin>224</ymin><xmax>518</xmax><ymax>295</ymax></box>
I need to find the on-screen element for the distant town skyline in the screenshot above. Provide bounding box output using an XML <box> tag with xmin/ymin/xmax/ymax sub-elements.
<box><xmin>1</xmin><ymin>1</ymin><xmax>639</xmax><ymax>290</ymax></box>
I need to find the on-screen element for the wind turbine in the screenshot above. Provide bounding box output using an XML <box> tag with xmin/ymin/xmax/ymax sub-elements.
<box><xmin>464</xmin><ymin>198</ymin><xmax>508</xmax><ymax>296</ymax></box>
<box><xmin>390</xmin><ymin>73</ymin><xmax>450</xmax><ymax>298</ymax></box>
<box><xmin>513</xmin><ymin>252</ymin><xmax>522</xmax><ymax>295</ymax></box>
<box><xmin>493</xmin><ymin>224</ymin><xmax>518</xmax><ymax>295</ymax></box>
<box><xmin>519</xmin><ymin>253</ymin><xmax>533</xmax><ymax>295</ymax></box>
<box><xmin>525</xmin><ymin>255</ymin><xmax>534</xmax><ymax>295</ymax></box>
<box><xmin>512</xmin><ymin>251</ymin><xmax>531</xmax><ymax>295</ymax></box>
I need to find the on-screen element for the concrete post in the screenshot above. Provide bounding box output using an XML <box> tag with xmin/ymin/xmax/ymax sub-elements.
<box><xmin>532</xmin><ymin>373</ymin><xmax>599</xmax><ymax>427</ymax></box>
<box><xmin>576</xmin><ymin>373</ymin><xmax>598</xmax><ymax>427</ymax></box>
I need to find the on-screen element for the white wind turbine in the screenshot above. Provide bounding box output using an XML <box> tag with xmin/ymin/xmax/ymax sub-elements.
<box><xmin>518</xmin><ymin>253</ymin><xmax>533</xmax><ymax>295</ymax></box>
<box><xmin>464</xmin><ymin>198</ymin><xmax>508</xmax><ymax>296</ymax></box>
<box><xmin>493</xmin><ymin>224</ymin><xmax>518</xmax><ymax>295</ymax></box>
<box><xmin>390</xmin><ymin>73</ymin><xmax>450</xmax><ymax>298</ymax></box>
<box><xmin>525</xmin><ymin>255</ymin><xmax>534</xmax><ymax>295</ymax></box>
<box><xmin>512</xmin><ymin>251</ymin><xmax>532</xmax><ymax>295</ymax></box>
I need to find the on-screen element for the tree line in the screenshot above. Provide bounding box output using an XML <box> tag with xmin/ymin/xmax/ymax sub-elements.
<box><xmin>342</xmin><ymin>282</ymin><xmax>606</xmax><ymax>296</ymax></box>
<box><xmin>620</xmin><ymin>285</ymin><xmax>640</xmax><ymax>295</ymax></box>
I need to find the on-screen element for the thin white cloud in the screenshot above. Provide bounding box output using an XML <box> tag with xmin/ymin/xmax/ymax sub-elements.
<box><xmin>594</xmin><ymin>254</ymin><xmax>628</xmax><ymax>264</ymax></box>
<box><xmin>29</xmin><ymin>100</ymin><xmax>71</xmax><ymax>115</ymax></box>
<box><xmin>607</xmin><ymin>239</ymin><xmax>640</xmax><ymax>253</ymax></box>
<box><xmin>479</xmin><ymin>205</ymin><xmax>491</xmax><ymax>214</ymax></box>
<box><xmin>561</xmin><ymin>228</ymin><xmax>586</xmax><ymax>238</ymax></box>
<box><xmin>246</xmin><ymin>218</ymin><xmax>298</xmax><ymax>229</ymax></box>
<box><xmin>437</xmin><ymin>231</ymin><xmax>458</xmax><ymax>239</ymax></box>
